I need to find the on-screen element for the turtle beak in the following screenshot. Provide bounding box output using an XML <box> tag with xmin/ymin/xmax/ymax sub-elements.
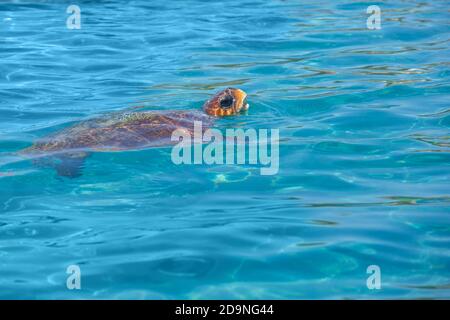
<box><xmin>234</xmin><ymin>89</ymin><xmax>249</xmax><ymax>113</ymax></box>
<box><xmin>242</xmin><ymin>96</ymin><xmax>249</xmax><ymax>111</ymax></box>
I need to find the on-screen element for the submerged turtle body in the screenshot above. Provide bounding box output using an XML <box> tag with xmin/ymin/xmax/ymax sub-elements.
<box><xmin>20</xmin><ymin>88</ymin><xmax>249</xmax><ymax>177</ymax></box>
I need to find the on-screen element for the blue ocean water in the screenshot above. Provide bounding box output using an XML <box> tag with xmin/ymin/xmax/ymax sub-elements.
<box><xmin>0</xmin><ymin>0</ymin><xmax>449</xmax><ymax>299</ymax></box>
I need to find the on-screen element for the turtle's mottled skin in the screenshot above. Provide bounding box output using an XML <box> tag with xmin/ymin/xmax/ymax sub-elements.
<box><xmin>20</xmin><ymin>88</ymin><xmax>249</xmax><ymax>177</ymax></box>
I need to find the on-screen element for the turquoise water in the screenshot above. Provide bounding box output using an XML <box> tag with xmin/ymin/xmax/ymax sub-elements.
<box><xmin>1</xmin><ymin>0</ymin><xmax>449</xmax><ymax>299</ymax></box>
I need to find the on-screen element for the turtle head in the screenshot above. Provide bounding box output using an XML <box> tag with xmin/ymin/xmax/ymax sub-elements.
<box><xmin>203</xmin><ymin>88</ymin><xmax>249</xmax><ymax>117</ymax></box>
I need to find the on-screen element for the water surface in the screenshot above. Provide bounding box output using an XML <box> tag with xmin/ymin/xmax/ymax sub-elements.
<box><xmin>0</xmin><ymin>0</ymin><xmax>449</xmax><ymax>299</ymax></box>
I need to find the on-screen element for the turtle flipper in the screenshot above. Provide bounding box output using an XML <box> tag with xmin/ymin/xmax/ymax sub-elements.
<box><xmin>53</xmin><ymin>152</ymin><xmax>88</xmax><ymax>178</ymax></box>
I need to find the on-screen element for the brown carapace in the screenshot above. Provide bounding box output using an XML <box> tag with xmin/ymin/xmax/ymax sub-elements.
<box><xmin>20</xmin><ymin>88</ymin><xmax>249</xmax><ymax>177</ymax></box>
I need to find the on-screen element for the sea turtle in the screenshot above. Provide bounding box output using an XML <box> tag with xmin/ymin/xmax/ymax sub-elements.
<box><xmin>20</xmin><ymin>88</ymin><xmax>249</xmax><ymax>177</ymax></box>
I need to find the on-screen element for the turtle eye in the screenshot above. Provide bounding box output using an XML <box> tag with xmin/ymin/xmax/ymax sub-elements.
<box><xmin>220</xmin><ymin>95</ymin><xmax>234</xmax><ymax>109</ymax></box>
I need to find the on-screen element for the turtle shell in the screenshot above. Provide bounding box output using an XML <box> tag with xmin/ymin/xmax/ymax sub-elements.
<box><xmin>22</xmin><ymin>110</ymin><xmax>214</xmax><ymax>156</ymax></box>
